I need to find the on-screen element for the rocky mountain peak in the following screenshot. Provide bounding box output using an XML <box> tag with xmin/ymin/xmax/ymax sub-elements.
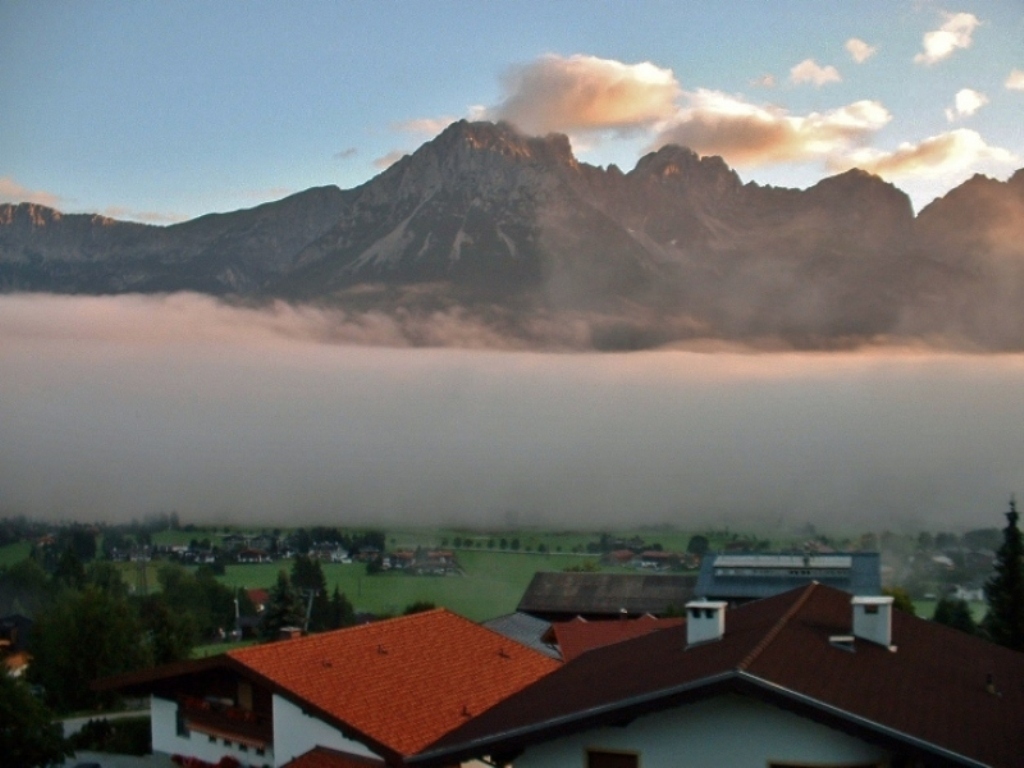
<box><xmin>629</xmin><ymin>145</ymin><xmax>741</xmax><ymax>200</ymax></box>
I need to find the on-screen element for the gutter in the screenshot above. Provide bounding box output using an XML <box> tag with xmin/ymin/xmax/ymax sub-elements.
<box><xmin>407</xmin><ymin>672</ymin><xmax>734</xmax><ymax>766</ymax></box>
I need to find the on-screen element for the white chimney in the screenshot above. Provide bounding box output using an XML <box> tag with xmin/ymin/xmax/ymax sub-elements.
<box><xmin>851</xmin><ymin>596</ymin><xmax>895</xmax><ymax>649</ymax></box>
<box><xmin>686</xmin><ymin>600</ymin><xmax>728</xmax><ymax>647</ymax></box>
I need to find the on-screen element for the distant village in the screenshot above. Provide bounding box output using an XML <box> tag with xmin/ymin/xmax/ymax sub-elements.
<box><xmin>2</xmin><ymin>508</ymin><xmax>1021</xmax><ymax>768</ymax></box>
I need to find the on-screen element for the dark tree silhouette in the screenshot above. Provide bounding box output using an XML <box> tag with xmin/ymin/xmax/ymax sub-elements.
<box><xmin>983</xmin><ymin>497</ymin><xmax>1024</xmax><ymax>651</ymax></box>
<box><xmin>932</xmin><ymin>596</ymin><xmax>977</xmax><ymax>635</ymax></box>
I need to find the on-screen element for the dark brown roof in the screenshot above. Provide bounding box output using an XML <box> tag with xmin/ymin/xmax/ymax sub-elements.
<box><xmin>551</xmin><ymin>615</ymin><xmax>683</xmax><ymax>662</ymax></box>
<box><xmin>422</xmin><ymin>584</ymin><xmax>1024</xmax><ymax>768</ymax></box>
<box><xmin>517</xmin><ymin>572</ymin><xmax>697</xmax><ymax>618</ymax></box>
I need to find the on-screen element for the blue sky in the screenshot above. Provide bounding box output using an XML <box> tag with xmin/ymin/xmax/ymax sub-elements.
<box><xmin>2</xmin><ymin>0</ymin><xmax>1022</xmax><ymax>221</ymax></box>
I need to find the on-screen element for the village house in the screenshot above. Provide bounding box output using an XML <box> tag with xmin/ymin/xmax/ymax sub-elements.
<box><xmin>417</xmin><ymin>583</ymin><xmax>1024</xmax><ymax>768</ymax></box>
<box><xmin>98</xmin><ymin>608</ymin><xmax>559</xmax><ymax>768</ymax></box>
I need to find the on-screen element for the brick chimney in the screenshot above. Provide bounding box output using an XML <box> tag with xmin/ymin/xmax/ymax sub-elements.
<box><xmin>685</xmin><ymin>600</ymin><xmax>728</xmax><ymax>647</ymax></box>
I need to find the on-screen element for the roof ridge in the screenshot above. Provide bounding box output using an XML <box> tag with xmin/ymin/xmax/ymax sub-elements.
<box><xmin>736</xmin><ymin>582</ymin><xmax>817</xmax><ymax>671</ymax></box>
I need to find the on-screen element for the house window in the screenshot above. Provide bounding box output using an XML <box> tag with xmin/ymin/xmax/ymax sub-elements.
<box><xmin>208</xmin><ymin>735</ymin><xmax>217</xmax><ymax>744</ymax></box>
<box><xmin>175</xmin><ymin>709</ymin><xmax>190</xmax><ymax>738</ymax></box>
<box><xmin>587</xmin><ymin>749</ymin><xmax>639</xmax><ymax>768</ymax></box>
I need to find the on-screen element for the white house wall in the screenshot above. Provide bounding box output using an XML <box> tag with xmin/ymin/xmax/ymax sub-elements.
<box><xmin>151</xmin><ymin>695</ymin><xmax>275</xmax><ymax>767</ymax></box>
<box><xmin>272</xmin><ymin>693</ymin><xmax>380</xmax><ymax>766</ymax></box>
<box><xmin>511</xmin><ymin>694</ymin><xmax>890</xmax><ymax>768</ymax></box>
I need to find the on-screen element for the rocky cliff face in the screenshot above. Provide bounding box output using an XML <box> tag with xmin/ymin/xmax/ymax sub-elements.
<box><xmin>1</xmin><ymin>120</ymin><xmax>1020</xmax><ymax>349</ymax></box>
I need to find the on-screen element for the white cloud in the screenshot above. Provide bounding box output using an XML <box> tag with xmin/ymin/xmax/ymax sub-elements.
<box><xmin>845</xmin><ymin>38</ymin><xmax>877</xmax><ymax>64</ymax></box>
<box><xmin>334</xmin><ymin>147</ymin><xmax>358</xmax><ymax>160</ymax></box>
<box><xmin>394</xmin><ymin>117</ymin><xmax>458</xmax><ymax>135</ymax></box>
<box><xmin>945</xmin><ymin>88</ymin><xmax>988</xmax><ymax>121</ymax></box>
<box><xmin>831</xmin><ymin>128</ymin><xmax>1017</xmax><ymax>178</ymax></box>
<box><xmin>652</xmin><ymin>90</ymin><xmax>889</xmax><ymax>167</ymax></box>
<box><xmin>790</xmin><ymin>59</ymin><xmax>842</xmax><ymax>86</ymax></box>
<box><xmin>373</xmin><ymin>150</ymin><xmax>409</xmax><ymax>170</ymax></box>
<box><xmin>751</xmin><ymin>73</ymin><xmax>776</xmax><ymax>88</ymax></box>
<box><xmin>0</xmin><ymin>177</ymin><xmax>64</xmax><ymax>208</ymax></box>
<box><xmin>915</xmin><ymin>12</ymin><xmax>980</xmax><ymax>65</ymax></box>
<box><xmin>1006</xmin><ymin>69</ymin><xmax>1024</xmax><ymax>91</ymax></box>
<box><xmin>486</xmin><ymin>54</ymin><xmax>680</xmax><ymax>136</ymax></box>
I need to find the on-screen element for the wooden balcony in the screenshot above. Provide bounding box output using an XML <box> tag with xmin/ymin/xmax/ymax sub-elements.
<box><xmin>179</xmin><ymin>696</ymin><xmax>272</xmax><ymax>748</ymax></box>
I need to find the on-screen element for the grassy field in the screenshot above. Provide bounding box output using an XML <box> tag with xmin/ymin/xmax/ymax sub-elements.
<box><xmin>216</xmin><ymin>549</ymin><xmax>584</xmax><ymax>622</ymax></box>
<box><xmin>0</xmin><ymin>541</ymin><xmax>31</xmax><ymax>567</ymax></box>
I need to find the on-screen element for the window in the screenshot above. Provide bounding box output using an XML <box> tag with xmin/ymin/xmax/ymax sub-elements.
<box><xmin>175</xmin><ymin>709</ymin><xmax>190</xmax><ymax>738</ymax></box>
<box><xmin>864</xmin><ymin>604</ymin><xmax>879</xmax><ymax>615</ymax></box>
<box><xmin>587</xmin><ymin>749</ymin><xmax>638</xmax><ymax>768</ymax></box>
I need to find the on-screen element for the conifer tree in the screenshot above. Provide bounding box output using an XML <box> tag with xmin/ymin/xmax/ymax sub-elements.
<box><xmin>982</xmin><ymin>497</ymin><xmax>1024</xmax><ymax>651</ymax></box>
<box><xmin>259</xmin><ymin>570</ymin><xmax>305</xmax><ymax>641</ymax></box>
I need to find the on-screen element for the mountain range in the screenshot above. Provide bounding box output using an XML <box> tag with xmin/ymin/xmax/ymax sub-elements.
<box><xmin>2</xmin><ymin>120</ymin><xmax>1023</xmax><ymax>350</ymax></box>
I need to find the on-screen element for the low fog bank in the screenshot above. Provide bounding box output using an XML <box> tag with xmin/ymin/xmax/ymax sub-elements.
<box><xmin>1</xmin><ymin>293</ymin><xmax>1022</xmax><ymax>530</ymax></box>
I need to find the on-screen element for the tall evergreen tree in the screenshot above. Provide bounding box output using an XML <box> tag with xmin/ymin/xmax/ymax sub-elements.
<box><xmin>982</xmin><ymin>497</ymin><xmax>1024</xmax><ymax>651</ymax></box>
<box><xmin>291</xmin><ymin>554</ymin><xmax>330</xmax><ymax>632</ymax></box>
<box><xmin>259</xmin><ymin>570</ymin><xmax>305</xmax><ymax>641</ymax></box>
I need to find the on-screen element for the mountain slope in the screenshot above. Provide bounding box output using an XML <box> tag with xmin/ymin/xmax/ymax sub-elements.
<box><xmin>1</xmin><ymin>120</ymin><xmax>1020</xmax><ymax>349</ymax></box>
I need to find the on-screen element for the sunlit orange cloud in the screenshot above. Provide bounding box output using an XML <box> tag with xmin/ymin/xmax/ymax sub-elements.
<box><xmin>1006</xmin><ymin>69</ymin><xmax>1024</xmax><ymax>91</ymax></box>
<box><xmin>0</xmin><ymin>177</ymin><xmax>64</xmax><ymax>208</ymax></box>
<box><xmin>486</xmin><ymin>54</ymin><xmax>680</xmax><ymax>136</ymax></box>
<box><xmin>914</xmin><ymin>12</ymin><xmax>980</xmax><ymax>66</ymax></box>
<box><xmin>830</xmin><ymin>129</ymin><xmax>1017</xmax><ymax>178</ymax></box>
<box><xmin>651</xmin><ymin>91</ymin><xmax>889</xmax><ymax>167</ymax></box>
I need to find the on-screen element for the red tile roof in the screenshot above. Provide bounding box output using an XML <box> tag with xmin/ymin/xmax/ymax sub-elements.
<box><xmin>424</xmin><ymin>584</ymin><xmax>1024</xmax><ymax>768</ymax></box>
<box><xmin>227</xmin><ymin>608</ymin><xmax>559</xmax><ymax>759</ymax></box>
<box><xmin>551</xmin><ymin>615</ymin><xmax>683</xmax><ymax>662</ymax></box>
<box><xmin>284</xmin><ymin>747</ymin><xmax>384</xmax><ymax>768</ymax></box>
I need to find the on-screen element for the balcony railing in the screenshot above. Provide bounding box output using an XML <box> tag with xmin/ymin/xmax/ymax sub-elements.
<box><xmin>178</xmin><ymin>696</ymin><xmax>272</xmax><ymax>747</ymax></box>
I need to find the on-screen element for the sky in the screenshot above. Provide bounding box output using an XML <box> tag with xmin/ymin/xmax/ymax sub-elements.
<box><xmin>1</xmin><ymin>0</ymin><xmax>1022</xmax><ymax>221</ymax></box>
<box><xmin>1</xmin><ymin>1</ymin><xmax>1023</xmax><ymax>531</ymax></box>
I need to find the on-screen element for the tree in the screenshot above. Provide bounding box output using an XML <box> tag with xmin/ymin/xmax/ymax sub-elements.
<box><xmin>932</xmin><ymin>597</ymin><xmax>977</xmax><ymax>635</ymax></box>
<box><xmin>0</xmin><ymin>672</ymin><xmax>72</xmax><ymax>768</ymax></box>
<box><xmin>882</xmin><ymin>586</ymin><xmax>916</xmax><ymax>615</ymax></box>
<box><xmin>137</xmin><ymin>595</ymin><xmax>196</xmax><ymax>664</ymax></box>
<box><xmin>52</xmin><ymin>547</ymin><xmax>85</xmax><ymax>590</ymax></box>
<box><xmin>259</xmin><ymin>571</ymin><xmax>305</xmax><ymax>641</ymax></box>
<box><xmin>982</xmin><ymin>497</ymin><xmax>1024</xmax><ymax>651</ymax></box>
<box><xmin>28</xmin><ymin>587</ymin><xmax>151</xmax><ymax>712</ymax></box>
<box><xmin>291</xmin><ymin>555</ymin><xmax>329</xmax><ymax>632</ymax></box>
<box><xmin>686</xmin><ymin>535</ymin><xmax>710</xmax><ymax>556</ymax></box>
<box><xmin>327</xmin><ymin>585</ymin><xmax>356</xmax><ymax>630</ymax></box>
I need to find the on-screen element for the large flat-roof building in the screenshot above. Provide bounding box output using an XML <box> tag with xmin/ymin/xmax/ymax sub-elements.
<box><xmin>695</xmin><ymin>552</ymin><xmax>881</xmax><ymax>604</ymax></box>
